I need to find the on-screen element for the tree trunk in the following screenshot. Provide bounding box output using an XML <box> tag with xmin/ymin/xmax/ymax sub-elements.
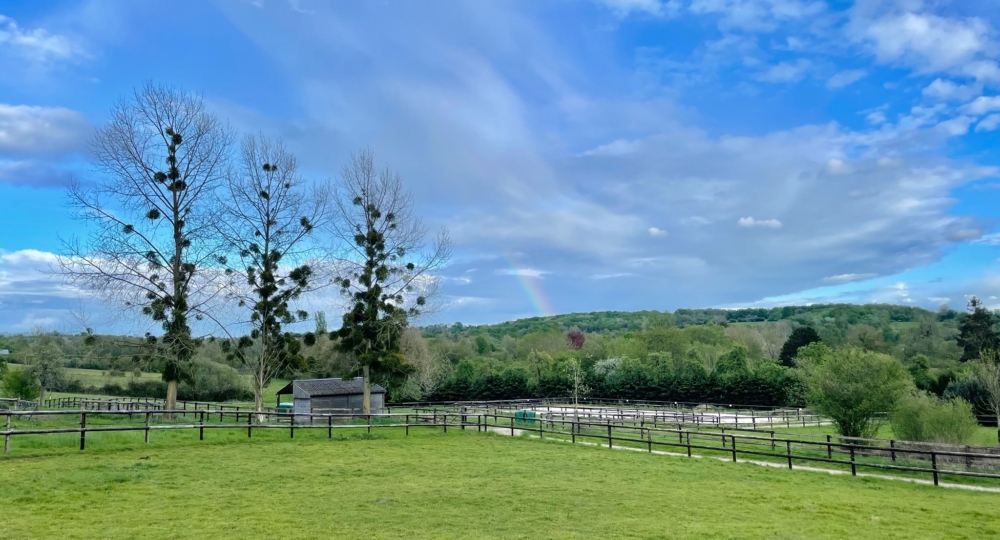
<box><xmin>165</xmin><ymin>379</ymin><xmax>178</xmax><ymax>418</ymax></box>
<box><xmin>255</xmin><ymin>387</ymin><xmax>266</xmax><ymax>424</ymax></box>
<box><xmin>363</xmin><ymin>364</ymin><xmax>371</xmax><ymax>415</ymax></box>
<box><xmin>254</xmin><ymin>365</ymin><xmax>266</xmax><ymax>423</ymax></box>
<box><xmin>38</xmin><ymin>386</ymin><xmax>46</xmax><ymax>409</ymax></box>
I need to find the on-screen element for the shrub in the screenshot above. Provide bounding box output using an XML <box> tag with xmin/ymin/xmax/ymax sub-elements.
<box><xmin>891</xmin><ymin>392</ymin><xmax>979</xmax><ymax>444</ymax></box>
<box><xmin>803</xmin><ymin>347</ymin><xmax>911</xmax><ymax>438</ymax></box>
<box><xmin>944</xmin><ymin>371</ymin><xmax>991</xmax><ymax>416</ymax></box>
<box><xmin>1</xmin><ymin>368</ymin><xmax>41</xmax><ymax>401</ymax></box>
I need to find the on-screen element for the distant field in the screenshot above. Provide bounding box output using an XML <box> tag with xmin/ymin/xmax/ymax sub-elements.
<box><xmin>6</xmin><ymin>364</ymin><xmax>161</xmax><ymax>387</ymax></box>
<box><xmin>1</xmin><ymin>430</ymin><xmax>998</xmax><ymax>539</ymax></box>
<box><xmin>6</xmin><ymin>364</ymin><xmax>289</xmax><ymax>406</ymax></box>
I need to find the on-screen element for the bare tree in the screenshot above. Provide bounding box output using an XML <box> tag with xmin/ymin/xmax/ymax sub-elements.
<box><xmin>328</xmin><ymin>149</ymin><xmax>451</xmax><ymax>413</ymax></box>
<box><xmin>399</xmin><ymin>327</ymin><xmax>449</xmax><ymax>398</ymax></box>
<box><xmin>62</xmin><ymin>83</ymin><xmax>233</xmax><ymax>413</ymax></box>
<box><xmin>218</xmin><ymin>134</ymin><xmax>327</xmax><ymax>419</ymax></box>
<box><xmin>758</xmin><ymin>321</ymin><xmax>793</xmax><ymax>361</ymax></box>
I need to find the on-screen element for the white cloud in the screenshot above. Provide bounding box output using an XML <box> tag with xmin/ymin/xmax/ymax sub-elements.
<box><xmin>826</xmin><ymin>69</ymin><xmax>866</xmax><ymax>89</ymax></box>
<box><xmin>595</xmin><ymin>0</ymin><xmax>680</xmax><ymax>18</ymax></box>
<box><xmin>495</xmin><ymin>268</ymin><xmax>549</xmax><ymax>278</ymax></box>
<box><xmin>0</xmin><ymin>14</ymin><xmax>86</xmax><ymax>62</ymax></box>
<box><xmin>822</xmin><ymin>273</ymin><xmax>877</xmax><ymax>284</ymax></box>
<box><xmin>756</xmin><ymin>59</ymin><xmax>811</xmax><ymax>83</ymax></box>
<box><xmin>866</xmin><ymin>110</ymin><xmax>887</xmax><ymax>125</ymax></box>
<box><xmin>591</xmin><ymin>272</ymin><xmax>635</xmax><ymax>280</ymax></box>
<box><xmin>960</xmin><ymin>96</ymin><xmax>1000</xmax><ymax>116</ymax></box>
<box><xmin>689</xmin><ymin>0</ymin><xmax>826</xmax><ymax>32</ymax></box>
<box><xmin>647</xmin><ymin>227</ymin><xmax>668</xmax><ymax>237</ymax></box>
<box><xmin>976</xmin><ymin>114</ymin><xmax>1000</xmax><ymax>132</ymax></box>
<box><xmin>935</xmin><ymin>116</ymin><xmax>974</xmax><ymax>137</ymax></box>
<box><xmin>0</xmin><ymin>103</ymin><xmax>89</xmax><ymax>155</ymax></box>
<box><xmin>857</xmin><ymin>11</ymin><xmax>996</xmax><ymax>79</ymax></box>
<box><xmin>738</xmin><ymin>216</ymin><xmax>783</xmax><ymax>228</ymax></box>
<box><xmin>922</xmin><ymin>79</ymin><xmax>979</xmax><ymax>102</ymax></box>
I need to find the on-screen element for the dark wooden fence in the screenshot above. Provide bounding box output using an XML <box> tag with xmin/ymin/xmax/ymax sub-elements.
<box><xmin>4</xmin><ymin>408</ymin><xmax>1000</xmax><ymax>489</ymax></box>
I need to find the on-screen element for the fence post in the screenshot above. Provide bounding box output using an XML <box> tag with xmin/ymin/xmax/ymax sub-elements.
<box><xmin>572</xmin><ymin>419</ymin><xmax>576</xmax><ymax>444</ymax></box>
<box><xmin>890</xmin><ymin>440</ymin><xmax>896</xmax><ymax>462</ymax></box>
<box><xmin>199</xmin><ymin>411</ymin><xmax>204</xmax><ymax>441</ymax></box>
<box><xmin>686</xmin><ymin>432</ymin><xmax>692</xmax><ymax>457</ymax></box>
<box><xmin>608</xmin><ymin>424</ymin><xmax>613</xmax><ymax>449</ymax></box>
<box><xmin>786</xmin><ymin>440</ymin><xmax>792</xmax><ymax>469</ymax></box>
<box><xmin>368</xmin><ymin>414</ymin><xmax>372</xmax><ymax>435</ymax></box>
<box><xmin>328</xmin><ymin>416</ymin><xmax>333</xmax><ymax>438</ymax></box>
<box><xmin>539</xmin><ymin>418</ymin><xmax>544</xmax><ymax>440</ymax></box>
<box><xmin>511</xmin><ymin>416</ymin><xmax>514</xmax><ymax>436</ymax></box>
<box><xmin>80</xmin><ymin>411</ymin><xmax>87</xmax><ymax>451</ymax></box>
<box><xmin>826</xmin><ymin>435</ymin><xmax>831</xmax><ymax>459</ymax></box>
<box><xmin>648</xmin><ymin>428</ymin><xmax>653</xmax><ymax>453</ymax></box>
<box><xmin>406</xmin><ymin>414</ymin><xmax>410</xmax><ymax>436</ymax></box>
<box><xmin>932</xmin><ymin>452</ymin><xmax>939</xmax><ymax>486</ymax></box>
<box><xmin>4</xmin><ymin>412</ymin><xmax>10</xmax><ymax>455</ymax></box>
<box><xmin>145</xmin><ymin>412</ymin><xmax>151</xmax><ymax>443</ymax></box>
<box><xmin>731</xmin><ymin>434</ymin><xmax>737</xmax><ymax>462</ymax></box>
<box><xmin>290</xmin><ymin>415</ymin><xmax>294</xmax><ymax>439</ymax></box>
<box><xmin>849</xmin><ymin>446</ymin><xmax>856</xmax><ymax>476</ymax></box>
<box><xmin>443</xmin><ymin>414</ymin><xmax>447</xmax><ymax>434</ymax></box>
<box><xmin>247</xmin><ymin>412</ymin><xmax>253</xmax><ymax>438</ymax></box>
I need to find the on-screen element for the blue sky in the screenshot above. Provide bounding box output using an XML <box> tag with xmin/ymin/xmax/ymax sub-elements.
<box><xmin>3</xmin><ymin>0</ymin><xmax>1000</xmax><ymax>333</ymax></box>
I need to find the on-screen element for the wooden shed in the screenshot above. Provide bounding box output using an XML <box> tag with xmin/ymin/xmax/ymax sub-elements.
<box><xmin>275</xmin><ymin>378</ymin><xmax>386</xmax><ymax>422</ymax></box>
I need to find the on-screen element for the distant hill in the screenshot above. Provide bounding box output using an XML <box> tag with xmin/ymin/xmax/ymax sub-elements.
<box><xmin>422</xmin><ymin>303</ymin><xmax>955</xmax><ymax>340</ymax></box>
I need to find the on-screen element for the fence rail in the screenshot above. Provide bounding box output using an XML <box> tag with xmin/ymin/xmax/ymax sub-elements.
<box><xmin>4</xmin><ymin>408</ymin><xmax>1000</xmax><ymax>489</ymax></box>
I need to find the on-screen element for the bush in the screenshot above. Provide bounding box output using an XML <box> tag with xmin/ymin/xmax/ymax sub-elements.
<box><xmin>177</xmin><ymin>360</ymin><xmax>251</xmax><ymax>402</ymax></box>
<box><xmin>891</xmin><ymin>392</ymin><xmax>979</xmax><ymax>444</ymax></box>
<box><xmin>1</xmin><ymin>368</ymin><xmax>41</xmax><ymax>401</ymax></box>
<box><xmin>803</xmin><ymin>347</ymin><xmax>911</xmax><ymax>438</ymax></box>
<box><xmin>944</xmin><ymin>371</ymin><xmax>991</xmax><ymax>416</ymax></box>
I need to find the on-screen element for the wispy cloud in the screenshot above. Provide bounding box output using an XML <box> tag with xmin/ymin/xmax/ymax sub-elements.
<box><xmin>0</xmin><ymin>14</ymin><xmax>86</xmax><ymax>63</ymax></box>
<box><xmin>737</xmin><ymin>217</ymin><xmax>783</xmax><ymax>229</ymax></box>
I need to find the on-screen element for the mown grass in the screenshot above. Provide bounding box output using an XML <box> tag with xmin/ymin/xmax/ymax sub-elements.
<box><xmin>770</xmin><ymin>423</ymin><xmax>999</xmax><ymax>447</ymax></box>
<box><xmin>2</xmin><ymin>427</ymin><xmax>1000</xmax><ymax>539</ymax></box>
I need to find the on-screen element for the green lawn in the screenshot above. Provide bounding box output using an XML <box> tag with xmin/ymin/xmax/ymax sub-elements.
<box><xmin>767</xmin><ymin>423</ymin><xmax>999</xmax><ymax>447</ymax></box>
<box><xmin>1</xmin><ymin>429</ymin><xmax>999</xmax><ymax>539</ymax></box>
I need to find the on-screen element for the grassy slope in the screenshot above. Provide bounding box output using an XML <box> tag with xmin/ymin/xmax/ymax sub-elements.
<box><xmin>2</xmin><ymin>430</ymin><xmax>998</xmax><ymax>539</ymax></box>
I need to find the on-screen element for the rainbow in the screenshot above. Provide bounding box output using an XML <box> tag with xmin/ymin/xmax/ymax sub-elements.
<box><xmin>505</xmin><ymin>257</ymin><xmax>555</xmax><ymax>317</ymax></box>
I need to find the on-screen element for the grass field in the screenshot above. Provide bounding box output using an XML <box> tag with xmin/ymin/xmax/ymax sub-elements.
<box><xmin>1</xmin><ymin>428</ymin><xmax>999</xmax><ymax>539</ymax></box>
<box><xmin>771</xmin><ymin>423</ymin><xmax>999</xmax><ymax>447</ymax></box>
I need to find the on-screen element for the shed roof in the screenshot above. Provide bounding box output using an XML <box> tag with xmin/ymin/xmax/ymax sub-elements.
<box><xmin>276</xmin><ymin>378</ymin><xmax>386</xmax><ymax>397</ymax></box>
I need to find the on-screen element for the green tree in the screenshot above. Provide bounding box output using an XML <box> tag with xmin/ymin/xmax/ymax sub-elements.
<box><xmin>26</xmin><ymin>337</ymin><xmax>65</xmax><ymax>405</ymax></box>
<box><xmin>329</xmin><ymin>150</ymin><xmax>451</xmax><ymax>412</ymax></box>
<box><xmin>0</xmin><ymin>368</ymin><xmax>40</xmax><ymax>401</ymax></box>
<box><xmin>958</xmin><ymin>296</ymin><xmax>998</xmax><ymax>361</ymax></box>
<box><xmin>804</xmin><ymin>347</ymin><xmax>911</xmax><ymax>438</ymax></box>
<box><xmin>715</xmin><ymin>346</ymin><xmax>750</xmax><ymax>378</ymax></box>
<box><xmin>779</xmin><ymin>326</ymin><xmax>820</xmax><ymax>367</ymax></box>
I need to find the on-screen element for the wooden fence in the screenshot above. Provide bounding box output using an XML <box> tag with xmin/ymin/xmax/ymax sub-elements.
<box><xmin>4</xmin><ymin>408</ymin><xmax>1000</xmax><ymax>488</ymax></box>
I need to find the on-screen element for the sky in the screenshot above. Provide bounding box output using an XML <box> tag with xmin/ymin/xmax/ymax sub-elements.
<box><xmin>3</xmin><ymin>0</ymin><xmax>1000</xmax><ymax>334</ymax></box>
